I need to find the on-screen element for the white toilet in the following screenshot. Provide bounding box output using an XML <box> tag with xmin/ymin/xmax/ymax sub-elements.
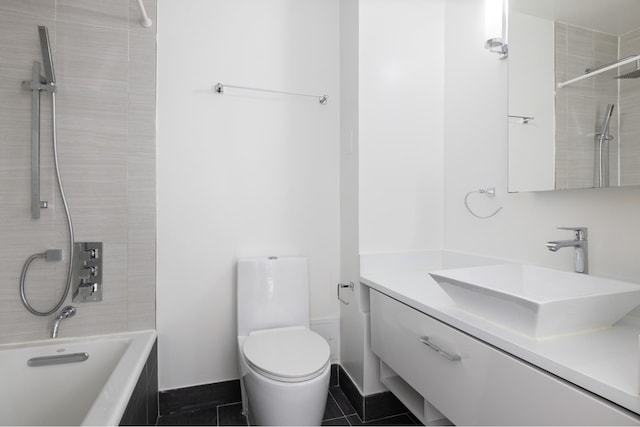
<box><xmin>236</xmin><ymin>256</ymin><xmax>331</xmax><ymax>426</ymax></box>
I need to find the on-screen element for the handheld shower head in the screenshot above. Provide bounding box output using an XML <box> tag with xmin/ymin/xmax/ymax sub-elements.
<box><xmin>37</xmin><ymin>25</ymin><xmax>56</xmax><ymax>84</ymax></box>
<box><xmin>600</xmin><ymin>104</ymin><xmax>615</xmax><ymax>136</ymax></box>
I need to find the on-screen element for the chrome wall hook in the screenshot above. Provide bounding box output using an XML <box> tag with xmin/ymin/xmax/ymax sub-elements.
<box><xmin>337</xmin><ymin>282</ymin><xmax>354</xmax><ymax>305</ymax></box>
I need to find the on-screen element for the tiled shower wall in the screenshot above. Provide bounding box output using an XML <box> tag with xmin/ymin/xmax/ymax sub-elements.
<box><xmin>620</xmin><ymin>28</ymin><xmax>640</xmax><ymax>186</ymax></box>
<box><xmin>554</xmin><ymin>22</ymin><xmax>618</xmax><ymax>190</ymax></box>
<box><xmin>0</xmin><ymin>0</ymin><xmax>156</xmax><ymax>344</ymax></box>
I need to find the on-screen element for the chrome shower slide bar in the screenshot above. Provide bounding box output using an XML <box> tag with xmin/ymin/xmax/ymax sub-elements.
<box><xmin>214</xmin><ymin>82</ymin><xmax>328</xmax><ymax>105</ymax></box>
<box><xmin>21</xmin><ymin>61</ymin><xmax>55</xmax><ymax>219</ymax></box>
<box><xmin>29</xmin><ymin>62</ymin><xmax>43</xmax><ymax>220</ymax></box>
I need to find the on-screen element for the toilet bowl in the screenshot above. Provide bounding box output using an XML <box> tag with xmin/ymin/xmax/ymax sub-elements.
<box><xmin>239</xmin><ymin>326</ymin><xmax>330</xmax><ymax>425</ymax></box>
<box><xmin>236</xmin><ymin>257</ymin><xmax>331</xmax><ymax>426</ymax></box>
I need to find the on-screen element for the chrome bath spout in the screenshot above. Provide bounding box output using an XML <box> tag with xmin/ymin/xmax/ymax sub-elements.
<box><xmin>51</xmin><ymin>306</ymin><xmax>76</xmax><ymax>338</ymax></box>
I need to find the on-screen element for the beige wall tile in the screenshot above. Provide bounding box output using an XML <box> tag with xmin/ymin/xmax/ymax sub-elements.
<box><xmin>0</xmin><ymin>2</ymin><xmax>156</xmax><ymax>344</ymax></box>
<box><xmin>127</xmin><ymin>273</ymin><xmax>156</xmax><ymax>330</ymax></box>
<box><xmin>0</xmin><ymin>1</ymin><xmax>55</xmax><ymax>20</ymax></box>
<box><xmin>129</xmin><ymin>0</ymin><xmax>156</xmax><ymax>34</ymax></box>
<box><xmin>57</xmin><ymin>0</ymin><xmax>129</xmax><ymax>30</ymax></box>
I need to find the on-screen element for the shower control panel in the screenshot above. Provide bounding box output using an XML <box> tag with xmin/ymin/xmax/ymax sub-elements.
<box><xmin>72</xmin><ymin>242</ymin><xmax>103</xmax><ymax>303</ymax></box>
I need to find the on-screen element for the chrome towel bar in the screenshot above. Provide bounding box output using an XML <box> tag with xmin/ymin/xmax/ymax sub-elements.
<box><xmin>214</xmin><ymin>82</ymin><xmax>328</xmax><ymax>105</ymax></box>
<box><xmin>508</xmin><ymin>115</ymin><xmax>534</xmax><ymax>124</ymax></box>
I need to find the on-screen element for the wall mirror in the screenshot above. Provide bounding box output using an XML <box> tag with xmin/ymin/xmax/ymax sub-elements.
<box><xmin>507</xmin><ymin>0</ymin><xmax>640</xmax><ymax>192</ymax></box>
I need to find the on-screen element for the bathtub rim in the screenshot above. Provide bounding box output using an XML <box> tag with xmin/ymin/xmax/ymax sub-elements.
<box><xmin>84</xmin><ymin>329</ymin><xmax>157</xmax><ymax>426</ymax></box>
<box><xmin>0</xmin><ymin>329</ymin><xmax>157</xmax><ymax>426</ymax></box>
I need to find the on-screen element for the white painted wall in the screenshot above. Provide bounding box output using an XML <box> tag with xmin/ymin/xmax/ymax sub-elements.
<box><xmin>339</xmin><ymin>0</ymin><xmax>446</xmax><ymax>395</ymax></box>
<box><xmin>156</xmin><ymin>0</ymin><xmax>640</xmax><ymax>394</ymax></box>
<box><xmin>156</xmin><ymin>0</ymin><xmax>341</xmax><ymax>390</ymax></box>
<box><xmin>339</xmin><ymin>0</ymin><xmax>366</xmax><ymax>392</ymax></box>
<box><xmin>443</xmin><ymin>0</ymin><xmax>640</xmax><ymax>284</ymax></box>
<box><xmin>358</xmin><ymin>0</ymin><xmax>445</xmax><ymax>254</ymax></box>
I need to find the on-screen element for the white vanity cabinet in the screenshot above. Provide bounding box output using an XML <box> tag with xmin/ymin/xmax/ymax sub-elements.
<box><xmin>370</xmin><ymin>289</ymin><xmax>640</xmax><ymax>425</ymax></box>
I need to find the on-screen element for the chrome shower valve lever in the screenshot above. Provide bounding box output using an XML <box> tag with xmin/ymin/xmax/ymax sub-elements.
<box><xmin>72</xmin><ymin>242</ymin><xmax>103</xmax><ymax>303</ymax></box>
<box><xmin>87</xmin><ymin>247</ymin><xmax>99</xmax><ymax>259</ymax></box>
<box><xmin>79</xmin><ymin>246</ymin><xmax>99</xmax><ymax>262</ymax></box>
<box><xmin>82</xmin><ymin>265</ymin><xmax>98</xmax><ymax>277</ymax></box>
<box><xmin>74</xmin><ymin>280</ymin><xmax>99</xmax><ymax>301</ymax></box>
<box><xmin>81</xmin><ymin>281</ymin><xmax>98</xmax><ymax>295</ymax></box>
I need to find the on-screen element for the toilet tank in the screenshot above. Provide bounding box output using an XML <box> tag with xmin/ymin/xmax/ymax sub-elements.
<box><xmin>237</xmin><ymin>257</ymin><xmax>310</xmax><ymax>336</ymax></box>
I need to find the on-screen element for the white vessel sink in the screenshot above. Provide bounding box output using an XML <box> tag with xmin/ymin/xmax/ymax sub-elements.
<box><xmin>429</xmin><ymin>264</ymin><xmax>640</xmax><ymax>339</ymax></box>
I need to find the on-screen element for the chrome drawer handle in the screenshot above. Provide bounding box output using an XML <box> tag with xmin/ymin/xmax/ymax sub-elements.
<box><xmin>418</xmin><ymin>336</ymin><xmax>461</xmax><ymax>362</ymax></box>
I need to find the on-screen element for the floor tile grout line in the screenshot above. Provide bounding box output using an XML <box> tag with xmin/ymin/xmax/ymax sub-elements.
<box><xmin>157</xmin><ymin>381</ymin><xmax>418</xmax><ymax>426</ymax></box>
<box><xmin>347</xmin><ymin>412</ymin><xmax>363</xmax><ymax>426</ymax></box>
<box><xmin>329</xmin><ymin>386</ymin><xmax>358</xmax><ymax>417</ymax></box>
<box><xmin>328</xmin><ymin>389</ymin><xmax>349</xmax><ymax>420</ymax></box>
<box><xmin>216</xmin><ymin>402</ymin><xmax>249</xmax><ymax>427</ymax></box>
<box><xmin>329</xmin><ymin>386</ymin><xmax>358</xmax><ymax>425</ymax></box>
<box><xmin>360</xmin><ymin>411</ymin><xmax>418</xmax><ymax>425</ymax></box>
<box><xmin>324</xmin><ymin>415</ymin><xmax>349</xmax><ymax>422</ymax></box>
<box><xmin>217</xmin><ymin>401</ymin><xmax>243</xmax><ymax>408</ymax></box>
<box><xmin>398</xmin><ymin>411</ymin><xmax>420</xmax><ymax>426</ymax></box>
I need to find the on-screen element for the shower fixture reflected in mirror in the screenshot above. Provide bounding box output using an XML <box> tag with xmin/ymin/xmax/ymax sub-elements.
<box><xmin>507</xmin><ymin>0</ymin><xmax>640</xmax><ymax>192</ymax></box>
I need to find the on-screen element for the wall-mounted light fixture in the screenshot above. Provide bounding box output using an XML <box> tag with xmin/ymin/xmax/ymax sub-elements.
<box><xmin>484</xmin><ymin>0</ymin><xmax>508</xmax><ymax>59</ymax></box>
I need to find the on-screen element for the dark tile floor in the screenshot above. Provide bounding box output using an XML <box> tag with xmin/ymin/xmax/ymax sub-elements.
<box><xmin>157</xmin><ymin>384</ymin><xmax>423</xmax><ymax>426</ymax></box>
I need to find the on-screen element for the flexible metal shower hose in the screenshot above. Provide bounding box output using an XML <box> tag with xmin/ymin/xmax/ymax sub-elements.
<box><xmin>20</xmin><ymin>92</ymin><xmax>75</xmax><ymax>316</ymax></box>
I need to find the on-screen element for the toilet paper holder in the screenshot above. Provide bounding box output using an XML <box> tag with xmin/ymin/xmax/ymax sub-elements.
<box><xmin>337</xmin><ymin>282</ymin><xmax>354</xmax><ymax>305</ymax></box>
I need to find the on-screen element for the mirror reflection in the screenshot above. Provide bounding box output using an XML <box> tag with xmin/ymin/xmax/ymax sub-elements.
<box><xmin>508</xmin><ymin>0</ymin><xmax>640</xmax><ymax>192</ymax></box>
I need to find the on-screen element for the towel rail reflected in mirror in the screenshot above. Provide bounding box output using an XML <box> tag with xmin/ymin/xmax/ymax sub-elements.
<box><xmin>507</xmin><ymin>0</ymin><xmax>640</xmax><ymax>192</ymax></box>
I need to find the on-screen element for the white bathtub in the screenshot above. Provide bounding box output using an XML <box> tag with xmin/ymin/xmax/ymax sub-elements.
<box><xmin>0</xmin><ymin>329</ymin><xmax>156</xmax><ymax>426</ymax></box>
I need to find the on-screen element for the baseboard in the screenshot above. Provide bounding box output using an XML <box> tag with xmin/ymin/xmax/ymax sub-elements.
<box><xmin>159</xmin><ymin>379</ymin><xmax>241</xmax><ymax>416</ymax></box>
<box><xmin>159</xmin><ymin>363</ymin><xmax>408</xmax><ymax>423</ymax></box>
<box><xmin>337</xmin><ymin>365</ymin><xmax>410</xmax><ymax>422</ymax></box>
<box><xmin>159</xmin><ymin>364</ymin><xmax>341</xmax><ymax>417</ymax></box>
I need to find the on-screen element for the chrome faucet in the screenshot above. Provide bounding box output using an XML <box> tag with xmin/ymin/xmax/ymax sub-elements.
<box><xmin>545</xmin><ymin>227</ymin><xmax>588</xmax><ymax>274</ymax></box>
<box><xmin>51</xmin><ymin>305</ymin><xmax>76</xmax><ymax>338</ymax></box>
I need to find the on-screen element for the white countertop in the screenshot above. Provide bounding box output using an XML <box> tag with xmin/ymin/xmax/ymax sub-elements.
<box><xmin>361</xmin><ymin>269</ymin><xmax>640</xmax><ymax>415</ymax></box>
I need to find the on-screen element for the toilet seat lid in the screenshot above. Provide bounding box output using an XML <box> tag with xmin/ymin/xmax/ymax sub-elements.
<box><xmin>243</xmin><ymin>326</ymin><xmax>330</xmax><ymax>382</ymax></box>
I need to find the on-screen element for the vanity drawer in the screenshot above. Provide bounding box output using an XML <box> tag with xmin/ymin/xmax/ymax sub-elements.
<box><xmin>370</xmin><ymin>289</ymin><xmax>640</xmax><ymax>425</ymax></box>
